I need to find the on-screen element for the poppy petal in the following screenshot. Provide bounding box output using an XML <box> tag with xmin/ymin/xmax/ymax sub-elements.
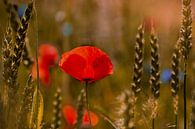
<box><xmin>39</xmin><ymin>44</ymin><xmax>59</xmax><ymax>66</ymax></box>
<box><xmin>82</xmin><ymin>110</ymin><xmax>99</xmax><ymax>127</ymax></box>
<box><xmin>93</xmin><ymin>55</ymin><xmax>113</xmax><ymax>81</ymax></box>
<box><xmin>59</xmin><ymin>54</ymin><xmax>86</xmax><ymax>81</ymax></box>
<box><xmin>63</xmin><ymin>105</ymin><xmax>77</xmax><ymax>125</ymax></box>
<box><xmin>32</xmin><ymin>58</ymin><xmax>50</xmax><ymax>86</ymax></box>
<box><xmin>59</xmin><ymin>46</ymin><xmax>113</xmax><ymax>83</ymax></box>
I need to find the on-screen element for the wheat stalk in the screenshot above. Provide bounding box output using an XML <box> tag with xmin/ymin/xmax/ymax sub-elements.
<box><xmin>51</xmin><ymin>88</ymin><xmax>62</xmax><ymax>129</ymax></box>
<box><xmin>180</xmin><ymin>0</ymin><xmax>192</xmax><ymax>60</ymax></box>
<box><xmin>149</xmin><ymin>29</ymin><xmax>160</xmax><ymax>129</ymax></box>
<box><xmin>3</xmin><ymin>0</ymin><xmax>19</xmax><ymax>32</ymax></box>
<box><xmin>131</xmin><ymin>25</ymin><xmax>144</xmax><ymax>95</ymax></box>
<box><xmin>115</xmin><ymin>24</ymin><xmax>144</xmax><ymax>129</ymax></box>
<box><xmin>12</xmin><ymin>1</ymin><xmax>33</xmax><ymax>71</ymax></box>
<box><xmin>170</xmin><ymin>41</ymin><xmax>181</xmax><ymax>129</ymax></box>
<box><xmin>171</xmin><ymin>42</ymin><xmax>181</xmax><ymax>98</ymax></box>
<box><xmin>1</xmin><ymin>25</ymin><xmax>13</xmax><ymax>129</ymax></box>
<box><xmin>179</xmin><ymin>0</ymin><xmax>192</xmax><ymax>128</ymax></box>
<box><xmin>115</xmin><ymin>90</ymin><xmax>136</xmax><ymax>129</ymax></box>
<box><xmin>1</xmin><ymin>1</ymin><xmax>34</xmax><ymax>129</ymax></box>
<box><xmin>18</xmin><ymin>75</ymin><xmax>35</xmax><ymax>129</ymax></box>
<box><xmin>74</xmin><ymin>89</ymin><xmax>86</xmax><ymax>129</ymax></box>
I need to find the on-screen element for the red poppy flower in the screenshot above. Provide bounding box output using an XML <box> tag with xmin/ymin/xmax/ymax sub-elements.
<box><xmin>59</xmin><ymin>46</ymin><xmax>113</xmax><ymax>83</ymax></box>
<box><xmin>63</xmin><ymin>105</ymin><xmax>99</xmax><ymax>127</ymax></box>
<box><xmin>39</xmin><ymin>43</ymin><xmax>59</xmax><ymax>67</ymax></box>
<box><xmin>32</xmin><ymin>57</ymin><xmax>50</xmax><ymax>86</ymax></box>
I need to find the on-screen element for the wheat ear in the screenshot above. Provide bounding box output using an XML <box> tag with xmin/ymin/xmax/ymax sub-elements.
<box><xmin>149</xmin><ymin>28</ymin><xmax>160</xmax><ymax>129</ymax></box>
<box><xmin>115</xmin><ymin>90</ymin><xmax>137</xmax><ymax>129</ymax></box>
<box><xmin>51</xmin><ymin>88</ymin><xmax>62</xmax><ymax>129</ymax></box>
<box><xmin>180</xmin><ymin>0</ymin><xmax>192</xmax><ymax>128</ymax></box>
<box><xmin>131</xmin><ymin>25</ymin><xmax>144</xmax><ymax>95</ymax></box>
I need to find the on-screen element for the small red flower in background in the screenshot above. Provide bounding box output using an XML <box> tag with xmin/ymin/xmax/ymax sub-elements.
<box><xmin>32</xmin><ymin>58</ymin><xmax>50</xmax><ymax>86</ymax></box>
<box><xmin>59</xmin><ymin>46</ymin><xmax>113</xmax><ymax>83</ymax></box>
<box><xmin>82</xmin><ymin>110</ymin><xmax>99</xmax><ymax>127</ymax></box>
<box><xmin>144</xmin><ymin>17</ymin><xmax>156</xmax><ymax>32</ymax></box>
<box><xmin>63</xmin><ymin>105</ymin><xmax>99</xmax><ymax>128</ymax></box>
<box><xmin>39</xmin><ymin>44</ymin><xmax>59</xmax><ymax>67</ymax></box>
<box><xmin>63</xmin><ymin>106</ymin><xmax>77</xmax><ymax>126</ymax></box>
<box><xmin>32</xmin><ymin>43</ymin><xmax>58</xmax><ymax>86</ymax></box>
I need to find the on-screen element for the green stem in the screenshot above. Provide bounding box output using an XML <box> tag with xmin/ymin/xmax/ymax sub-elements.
<box><xmin>85</xmin><ymin>82</ymin><xmax>93</xmax><ymax>129</ymax></box>
<box><xmin>184</xmin><ymin>61</ymin><xmax>187</xmax><ymax>129</ymax></box>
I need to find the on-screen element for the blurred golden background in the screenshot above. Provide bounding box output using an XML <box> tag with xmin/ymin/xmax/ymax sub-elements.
<box><xmin>1</xmin><ymin>0</ymin><xmax>195</xmax><ymax>129</ymax></box>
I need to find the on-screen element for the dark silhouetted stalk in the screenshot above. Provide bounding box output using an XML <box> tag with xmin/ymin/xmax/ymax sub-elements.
<box><xmin>180</xmin><ymin>0</ymin><xmax>192</xmax><ymax>128</ymax></box>
<box><xmin>184</xmin><ymin>62</ymin><xmax>187</xmax><ymax>129</ymax></box>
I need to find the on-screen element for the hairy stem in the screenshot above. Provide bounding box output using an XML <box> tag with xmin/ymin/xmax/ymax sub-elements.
<box><xmin>85</xmin><ymin>82</ymin><xmax>93</xmax><ymax>129</ymax></box>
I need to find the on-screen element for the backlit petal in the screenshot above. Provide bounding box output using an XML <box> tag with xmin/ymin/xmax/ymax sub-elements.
<box><xmin>59</xmin><ymin>46</ymin><xmax>113</xmax><ymax>83</ymax></box>
<box><xmin>63</xmin><ymin>105</ymin><xmax>77</xmax><ymax>125</ymax></box>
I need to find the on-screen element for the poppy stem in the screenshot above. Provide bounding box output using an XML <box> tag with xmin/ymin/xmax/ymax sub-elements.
<box><xmin>85</xmin><ymin>82</ymin><xmax>93</xmax><ymax>129</ymax></box>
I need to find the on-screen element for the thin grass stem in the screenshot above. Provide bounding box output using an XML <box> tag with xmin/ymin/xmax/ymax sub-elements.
<box><xmin>184</xmin><ymin>61</ymin><xmax>187</xmax><ymax>129</ymax></box>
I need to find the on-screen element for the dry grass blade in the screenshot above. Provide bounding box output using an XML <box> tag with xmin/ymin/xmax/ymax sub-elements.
<box><xmin>29</xmin><ymin>88</ymin><xmax>44</xmax><ymax>129</ymax></box>
<box><xmin>51</xmin><ymin>88</ymin><xmax>62</xmax><ymax>129</ymax></box>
